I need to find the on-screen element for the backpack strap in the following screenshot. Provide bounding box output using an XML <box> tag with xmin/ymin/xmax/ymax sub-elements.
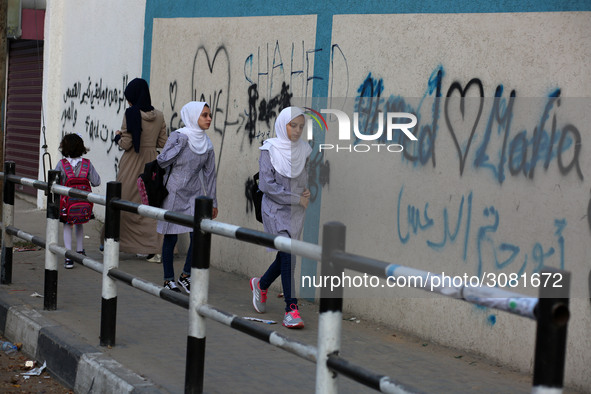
<box><xmin>61</xmin><ymin>158</ymin><xmax>75</xmax><ymax>180</ymax></box>
<box><xmin>62</xmin><ymin>158</ymin><xmax>90</xmax><ymax>179</ymax></box>
<box><xmin>78</xmin><ymin>158</ymin><xmax>90</xmax><ymax>178</ymax></box>
<box><xmin>164</xmin><ymin>163</ymin><xmax>174</xmax><ymax>187</ymax></box>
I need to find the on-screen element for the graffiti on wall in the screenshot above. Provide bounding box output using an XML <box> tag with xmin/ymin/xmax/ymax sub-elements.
<box><xmin>355</xmin><ymin>67</ymin><xmax>583</xmax><ymax>184</ymax></box>
<box><xmin>61</xmin><ymin>75</ymin><xmax>129</xmax><ymax>174</ymax></box>
<box><xmin>244</xmin><ymin>81</ymin><xmax>292</xmax><ymax>144</ymax></box>
<box><xmin>168</xmin><ymin>80</ymin><xmax>181</xmax><ymax>132</ymax></box>
<box><xmin>396</xmin><ymin>185</ymin><xmax>566</xmax><ymax>277</ymax></box>
<box><xmin>241</xmin><ymin>41</ymin><xmax>334</xmax><ymax>213</ymax></box>
<box><xmin>161</xmin><ymin>40</ymin><xmax>334</xmax><ymax>217</ymax></box>
<box><xmin>352</xmin><ymin>66</ymin><xmax>585</xmax><ymax>280</ymax></box>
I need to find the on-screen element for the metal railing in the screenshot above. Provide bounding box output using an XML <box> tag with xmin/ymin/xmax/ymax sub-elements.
<box><xmin>0</xmin><ymin>161</ymin><xmax>571</xmax><ymax>393</ymax></box>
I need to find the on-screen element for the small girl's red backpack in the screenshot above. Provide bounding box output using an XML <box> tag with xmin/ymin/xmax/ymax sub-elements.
<box><xmin>59</xmin><ymin>158</ymin><xmax>94</xmax><ymax>224</ymax></box>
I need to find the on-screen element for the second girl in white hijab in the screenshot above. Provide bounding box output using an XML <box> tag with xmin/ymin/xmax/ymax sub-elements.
<box><xmin>157</xmin><ymin>101</ymin><xmax>219</xmax><ymax>293</ymax></box>
<box><xmin>250</xmin><ymin>106</ymin><xmax>312</xmax><ymax>328</ymax></box>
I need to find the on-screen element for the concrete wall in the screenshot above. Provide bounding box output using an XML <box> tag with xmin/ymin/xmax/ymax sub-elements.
<box><xmin>322</xmin><ymin>11</ymin><xmax>591</xmax><ymax>390</ymax></box>
<box><xmin>39</xmin><ymin>0</ymin><xmax>591</xmax><ymax>390</ymax></box>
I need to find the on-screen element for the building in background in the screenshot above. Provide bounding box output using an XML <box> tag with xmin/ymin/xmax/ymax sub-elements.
<box><xmin>5</xmin><ymin>0</ymin><xmax>45</xmax><ymax>196</ymax></box>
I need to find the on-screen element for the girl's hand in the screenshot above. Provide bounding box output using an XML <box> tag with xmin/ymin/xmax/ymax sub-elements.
<box><xmin>212</xmin><ymin>207</ymin><xmax>218</xmax><ymax>219</ymax></box>
<box><xmin>302</xmin><ymin>188</ymin><xmax>310</xmax><ymax>199</ymax></box>
<box><xmin>299</xmin><ymin>195</ymin><xmax>310</xmax><ymax>209</ymax></box>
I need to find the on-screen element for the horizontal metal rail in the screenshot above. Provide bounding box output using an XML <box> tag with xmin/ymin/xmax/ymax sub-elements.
<box><xmin>332</xmin><ymin>251</ymin><xmax>538</xmax><ymax>319</ymax></box>
<box><xmin>108</xmin><ymin>267</ymin><xmax>190</xmax><ymax>309</ymax></box>
<box><xmin>5</xmin><ymin>225</ymin><xmax>326</xmax><ymax>377</ymax></box>
<box><xmin>327</xmin><ymin>354</ymin><xmax>420</xmax><ymax>394</ymax></box>
<box><xmin>5</xmin><ymin>226</ymin><xmax>102</xmax><ymax>273</ymax></box>
<box><xmin>200</xmin><ymin>219</ymin><xmax>323</xmax><ymax>262</ymax></box>
<box><xmin>52</xmin><ymin>184</ymin><xmax>106</xmax><ymax>206</ymax></box>
<box><xmin>1</xmin><ymin>171</ymin><xmax>538</xmax><ymax>319</ymax></box>
<box><xmin>198</xmin><ymin>304</ymin><xmax>318</xmax><ymax>363</ymax></box>
<box><xmin>5</xmin><ymin>174</ymin><xmax>48</xmax><ymax>192</ymax></box>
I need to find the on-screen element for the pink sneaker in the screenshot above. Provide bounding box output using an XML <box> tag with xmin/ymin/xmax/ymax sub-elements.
<box><xmin>283</xmin><ymin>304</ymin><xmax>304</xmax><ymax>329</ymax></box>
<box><xmin>250</xmin><ymin>277</ymin><xmax>267</xmax><ymax>313</ymax></box>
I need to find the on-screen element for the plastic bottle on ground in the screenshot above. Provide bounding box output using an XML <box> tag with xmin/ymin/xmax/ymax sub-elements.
<box><xmin>0</xmin><ymin>340</ymin><xmax>19</xmax><ymax>354</ymax></box>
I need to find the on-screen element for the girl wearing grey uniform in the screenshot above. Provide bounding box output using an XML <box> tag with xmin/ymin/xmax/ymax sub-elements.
<box><xmin>157</xmin><ymin>101</ymin><xmax>218</xmax><ymax>293</ymax></box>
<box><xmin>250</xmin><ymin>107</ymin><xmax>312</xmax><ymax>328</ymax></box>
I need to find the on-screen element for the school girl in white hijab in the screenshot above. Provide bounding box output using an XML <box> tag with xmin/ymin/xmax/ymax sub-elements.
<box><xmin>250</xmin><ymin>106</ymin><xmax>312</xmax><ymax>329</ymax></box>
<box><xmin>156</xmin><ymin>101</ymin><xmax>218</xmax><ymax>293</ymax></box>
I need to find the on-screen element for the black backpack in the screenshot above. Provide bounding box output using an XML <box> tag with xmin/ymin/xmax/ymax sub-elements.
<box><xmin>249</xmin><ymin>172</ymin><xmax>263</xmax><ymax>223</ymax></box>
<box><xmin>137</xmin><ymin>160</ymin><xmax>173</xmax><ymax>207</ymax></box>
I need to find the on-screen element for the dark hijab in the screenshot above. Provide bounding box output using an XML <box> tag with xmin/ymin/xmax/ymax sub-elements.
<box><xmin>124</xmin><ymin>78</ymin><xmax>154</xmax><ymax>152</ymax></box>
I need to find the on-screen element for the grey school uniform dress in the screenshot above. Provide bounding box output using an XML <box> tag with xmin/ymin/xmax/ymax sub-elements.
<box><xmin>156</xmin><ymin>131</ymin><xmax>217</xmax><ymax>234</ymax></box>
<box><xmin>259</xmin><ymin>150</ymin><xmax>308</xmax><ymax>240</ymax></box>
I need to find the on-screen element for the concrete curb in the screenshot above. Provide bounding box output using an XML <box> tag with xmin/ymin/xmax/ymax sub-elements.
<box><xmin>0</xmin><ymin>293</ymin><xmax>161</xmax><ymax>393</ymax></box>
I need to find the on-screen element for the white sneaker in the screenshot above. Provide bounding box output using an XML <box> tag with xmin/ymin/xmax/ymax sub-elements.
<box><xmin>250</xmin><ymin>277</ymin><xmax>267</xmax><ymax>313</ymax></box>
<box><xmin>146</xmin><ymin>254</ymin><xmax>161</xmax><ymax>263</ymax></box>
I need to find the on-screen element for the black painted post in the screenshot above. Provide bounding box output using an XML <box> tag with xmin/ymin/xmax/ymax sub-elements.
<box><xmin>532</xmin><ymin>268</ymin><xmax>571</xmax><ymax>393</ymax></box>
<box><xmin>100</xmin><ymin>181</ymin><xmax>121</xmax><ymax>347</ymax></box>
<box><xmin>316</xmin><ymin>221</ymin><xmax>346</xmax><ymax>393</ymax></box>
<box><xmin>1</xmin><ymin>161</ymin><xmax>16</xmax><ymax>284</ymax></box>
<box><xmin>185</xmin><ymin>197</ymin><xmax>212</xmax><ymax>394</ymax></box>
<box><xmin>44</xmin><ymin>170</ymin><xmax>60</xmax><ymax>310</ymax></box>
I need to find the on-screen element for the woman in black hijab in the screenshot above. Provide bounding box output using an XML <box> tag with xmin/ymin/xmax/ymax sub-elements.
<box><xmin>118</xmin><ymin>78</ymin><xmax>154</xmax><ymax>153</ymax></box>
<box><xmin>110</xmin><ymin>78</ymin><xmax>168</xmax><ymax>260</ymax></box>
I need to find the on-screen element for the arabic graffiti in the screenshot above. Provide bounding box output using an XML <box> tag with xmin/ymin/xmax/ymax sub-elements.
<box><xmin>60</xmin><ymin>75</ymin><xmax>129</xmax><ymax>156</ymax></box>
<box><xmin>396</xmin><ymin>185</ymin><xmax>566</xmax><ymax>277</ymax></box>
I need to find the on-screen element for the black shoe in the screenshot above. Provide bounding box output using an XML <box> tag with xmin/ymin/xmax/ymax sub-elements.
<box><xmin>77</xmin><ymin>250</ymin><xmax>86</xmax><ymax>256</ymax></box>
<box><xmin>164</xmin><ymin>280</ymin><xmax>181</xmax><ymax>293</ymax></box>
<box><xmin>178</xmin><ymin>274</ymin><xmax>191</xmax><ymax>294</ymax></box>
<box><xmin>64</xmin><ymin>259</ymin><xmax>74</xmax><ymax>269</ymax></box>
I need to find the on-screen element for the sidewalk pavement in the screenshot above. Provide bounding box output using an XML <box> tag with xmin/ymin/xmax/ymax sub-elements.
<box><xmin>0</xmin><ymin>195</ymin><xmax>553</xmax><ymax>393</ymax></box>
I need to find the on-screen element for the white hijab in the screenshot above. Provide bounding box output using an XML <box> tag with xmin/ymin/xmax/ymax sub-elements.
<box><xmin>177</xmin><ymin>101</ymin><xmax>213</xmax><ymax>154</ymax></box>
<box><xmin>260</xmin><ymin>106</ymin><xmax>312</xmax><ymax>178</ymax></box>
